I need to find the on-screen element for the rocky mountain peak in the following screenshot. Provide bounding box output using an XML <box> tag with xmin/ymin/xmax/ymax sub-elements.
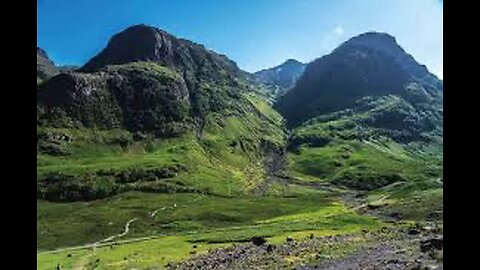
<box><xmin>81</xmin><ymin>24</ymin><xmax>246</xmax><ymax>88</ymax></box>
<box><xmin>81</xmin><ymin>24</ymin><xmax>176</xmax><ymax>71</ymax></box>
<box><xmin>336</xmin><ymin>32</ymin><xmax>441</xmax><ymax>89</ymax></box>
<box><xmin>283</xmin><ymin>59</ymin><xmax>304</xmax><ymax>66</ymax></box>
<box><xmin>254</xmin><ymin>59</ymin><xmax>306</xmax><ymax>96</ymax></box>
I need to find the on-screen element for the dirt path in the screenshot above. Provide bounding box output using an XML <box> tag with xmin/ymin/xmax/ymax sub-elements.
<box><xmin>94</xmin><ymin>218</ymin><xmax>138</xmax><ymax>246</ymax></box>
<box><xmin>38</xmin><ymin>195</ymin><xmax>206</xmax><ymax>255</ymax></box>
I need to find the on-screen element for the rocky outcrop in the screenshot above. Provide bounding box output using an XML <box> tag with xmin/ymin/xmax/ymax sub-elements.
<box><xmin>38</xmin><ymin>62</ymin><xmax>190</xmax><ymax>136</ymax></box>
<box><xmin>37</xmin><ymin>47</ymin><xmax>59</xmax><ymax>81</ymax></box>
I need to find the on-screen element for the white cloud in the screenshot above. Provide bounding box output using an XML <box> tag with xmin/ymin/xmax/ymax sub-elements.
<box><xmin>333</xmin><ymin>25</ymin><xmax>344</xmax><ymax>36</ymax></box>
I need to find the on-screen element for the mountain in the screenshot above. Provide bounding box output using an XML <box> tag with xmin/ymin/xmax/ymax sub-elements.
<box><xmin>37</xmin><ymin>47</ymin><xmax>59</xmax><ymax>83</ymax></box>
<box><xmin>37</xmin><ymin>24</ymin><xmax>285</xmax><ymax>202</ymax></box>
<box><xmin>37</xmin><ymin>25</ymin><xmax>291</xmax><ymax>252</ymax></box>
<box><xmin>275</xmin><ymin>32</ymin><xmax>443</xmax><ymax>127</ymax></box>
<box><xmin>58</xmin><ymin>65</ymin><xmax>80</xmax><ymax>72</ymax></box>
<box><xmin>254</xmin><ymin>59</ymin><xmax>306</xmax><ymax>96</ymax></box>
<box><xmin>38</xmin><ymin>24</ymin><xmax>266</xmax><ymax>136</ymax></box>
<box><xmin>276</xmin><ymin>32</ymin><xmax>443</xmax><ymax>192</ymax></box>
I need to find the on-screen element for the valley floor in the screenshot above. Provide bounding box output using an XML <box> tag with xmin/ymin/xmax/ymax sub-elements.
<box><xmin>37</xmin><ymin>180</ymin><xmax>443</xmax><ymax>269</ymax></box>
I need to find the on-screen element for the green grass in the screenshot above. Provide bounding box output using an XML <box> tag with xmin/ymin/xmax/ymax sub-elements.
<box><xmin>37</xmin><ymin>92</ymin><xmax>292</xmax><ymax>252</ymax></box>
<box><xmin>37</xmin><ymin>235</ymin><xmax>228</xmax><ymax>270</ymax></box>
<box><xmin>190</xmin><ymin>201</ymin><xmax>381</xmax><ymax>244</ymax></box>
<box><xmin>245</xmin><ymin>92</ymin><xmax>285</xmax><ymax>127</ymax></box>
<box><xmin>286</xmin><ymin>95</ymin><xmax>442</xmax><ymax>189</ymax></box>
<box><xmin>366</xmin><ymin>180</ymin><xmax>443</xmax><ymax>221</ymax></box>
<box><xmin>284</xmin><ymin>94</ymin><xmax>443</xmax><ymax>220</ymax></box>
<box><xmin>105</xmin><ymin>61</ymin><xmax>182</xmax><ymax>81</ymax></box>
<box><xmin>37</xmin><ymin>128</ymin><xmax>185</xmax><ymax>177</ymax></box>
<box><xmin>288</xmin><ymin>139</ymin><xmax>437</xmax><ymax>187</ymax></box>
<box><xmin>38</xmin><ymin>192</ymin><xmax>382</xmax><ymax>269</ymax></box>
<box><xmin>37</xmin><ymin>188</ymin><xmax>343</xmax><ymax>250</ymax></box>
<box><xmin>37</xmin><ymin>92</ymin><xmax>286</xmax><ymax>194</ymax></box>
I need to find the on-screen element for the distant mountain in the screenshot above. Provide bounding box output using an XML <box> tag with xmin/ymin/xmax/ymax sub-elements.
<box><xmin>58</xmin><ymin>65</ymin><xmax>80</xmax><ymax>72</ymax></box>
<box><xmin>275</xmin><ymin>32</ymin><xmax>443</xmax><ymax>128</ymax></box>
<box><xmin>37</xmin><ymin>47</ymin><xmax>59</xmax><ymax>82</ymax></box>
<box><xmin>254</xmin><ymin>59</ymin><xmax>306</xmax><ymax>97</ymax></box>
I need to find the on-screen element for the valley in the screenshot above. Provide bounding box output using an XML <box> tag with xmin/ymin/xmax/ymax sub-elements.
<box><xmin>37</xmin><ymin>25</ymin><xmax>442</xmax><ymax>269</ymax></box>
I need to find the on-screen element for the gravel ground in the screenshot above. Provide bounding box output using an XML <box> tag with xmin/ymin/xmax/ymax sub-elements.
<box><xmin>169</xmin><ymin>223</ymin><xmax>443</xmax><ymax>270</ymax></box>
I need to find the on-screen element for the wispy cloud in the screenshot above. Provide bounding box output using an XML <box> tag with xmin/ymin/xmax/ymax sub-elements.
<box><xmin>317</xmin><ymin>25</ymin><xmax>347</xmax><ymax>55</ymax></box>
<box><xmin>333</xmin><ymin>25</ymin><xmax>344</xmax><ymax>36</ymax></box>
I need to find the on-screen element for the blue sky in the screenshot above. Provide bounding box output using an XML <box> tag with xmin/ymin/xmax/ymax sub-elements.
<box><xmin>37</xmin><ymin>0</ymin><xmax>443</xmax><ymax>78</ymax></box>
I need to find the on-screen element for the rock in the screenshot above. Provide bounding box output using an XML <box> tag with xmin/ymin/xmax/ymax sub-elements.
<box><xmin>407</xmin><ymin>228</ymin><xmax>421</xmax><ymax>235</ymax></box>
<box><xmin>420</xmin><ymin>237</ymin><xmax>443</xmax><ymax>253</ymax></box>
<box><xmin>38</xmin><ymin>142</ymin><xmax>70</xmax><ymax>156</ymax></box>
<box><xmin>354</xmin><ymin>193</ymin><xmax>365</xmax><ymax>198</ymax></box>
<box><xmin>286</xmin><ymin>236</ymin><xmax>294</xmax><ymax>242</ymax></box>
<box><xmin>427</xmin><ymin>211</ymin><xmax>443</xmax><ymax>221</ymax></box>
<box><xmin>380</xmin><ymin>227</ymin><xmax>391</xmax><ymax>234</ymax></box>
<box><xmin>388</xmin><ymin>212</ymin><xmax>402</xmax><ymax>220</ymax></box>
<box><xmin>251</xmin><ymin>236</ymin><xmax>266</xmax><ymax>246</ymax></box>
<box><xmin>133</xmin><ymin>131</ymin><xmax>147</xmax><ymax>141</ymax></box>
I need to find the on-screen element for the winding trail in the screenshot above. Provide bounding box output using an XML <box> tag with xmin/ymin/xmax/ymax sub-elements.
<box><xmin>94</xmin><ymin>218</ymin><xmax>138</xmax><ymax>246</ymax></box>
<box><xmin>38</xmin><ymin>195</ymin><xmax>206</xmax><ymax>255</ymax></box>
<box><xmin>150</xmin><ymin>207</ymin><xmax>168</xmax><ymax>217</ymax></box>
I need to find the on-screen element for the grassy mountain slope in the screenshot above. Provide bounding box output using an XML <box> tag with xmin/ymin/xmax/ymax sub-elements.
<box><xmin>277</xmin><ymin>32</ymin><xmax>443</xmax><ymax>223</ymax></box>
